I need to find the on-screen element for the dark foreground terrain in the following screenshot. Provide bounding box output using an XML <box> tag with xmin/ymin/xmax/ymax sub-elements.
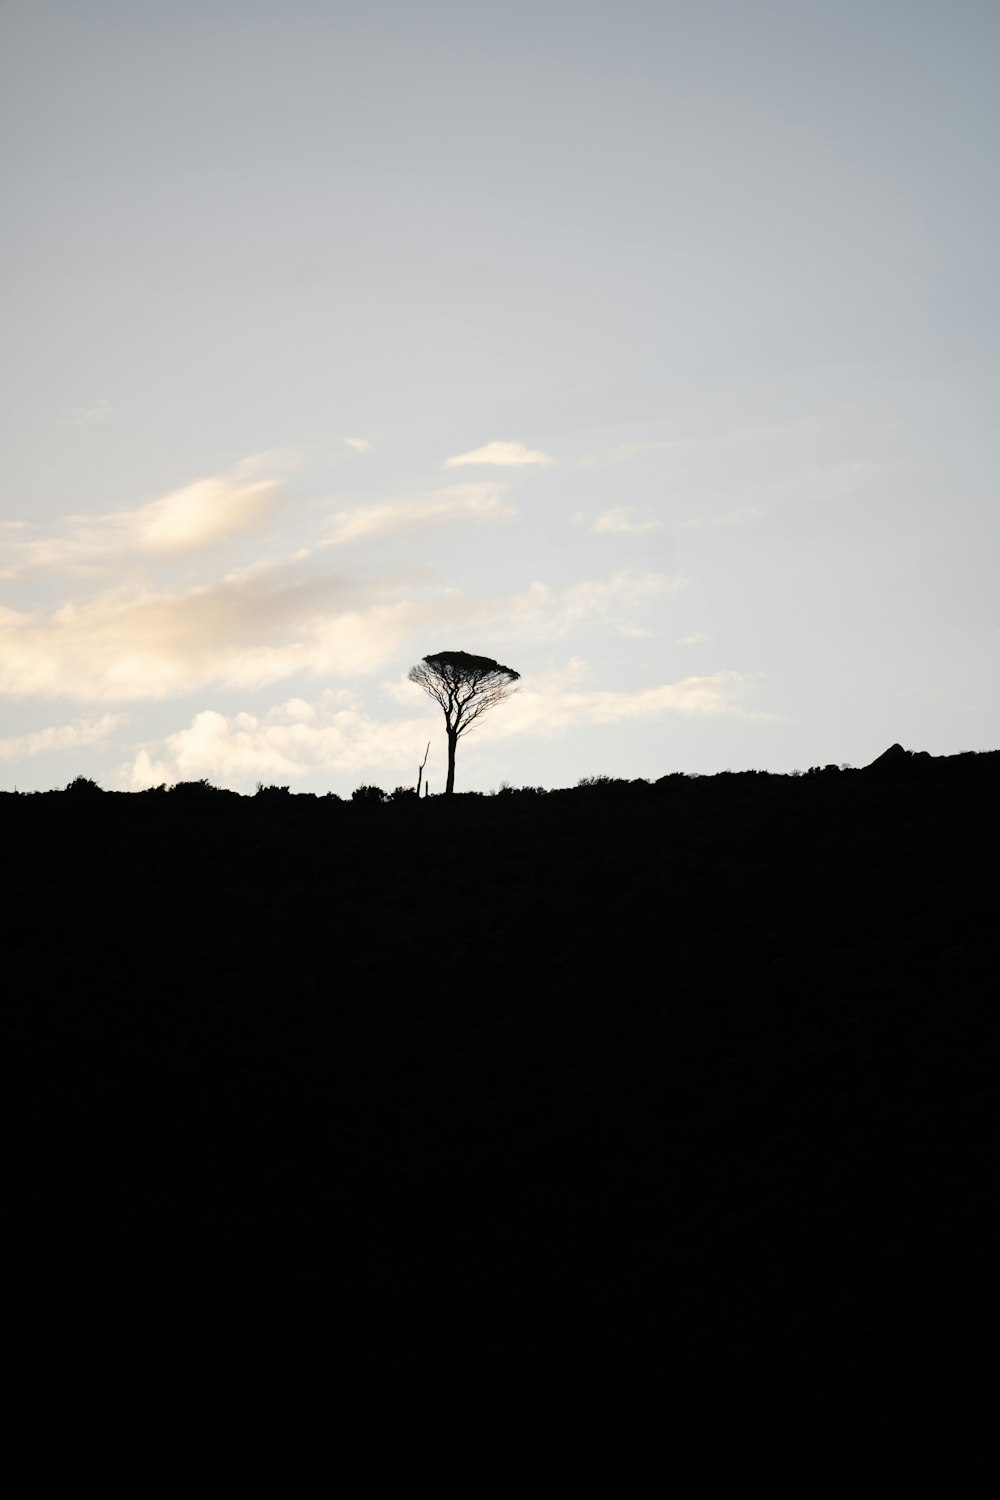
<box><xmin>5</xmin><ymin>746</ymin><xmax>999</xmax><ymax>1492</ymax></box>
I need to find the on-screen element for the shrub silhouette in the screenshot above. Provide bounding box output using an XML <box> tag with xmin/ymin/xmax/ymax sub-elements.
<box><xmin>65</xmin><ymin>775</ymin><xmax>104</xmax><ymax>795</ymax></box>
<box><xmin>166</xmin><ymin>778</ymin><xmax>241</xmax><ymax>801</ymax></box>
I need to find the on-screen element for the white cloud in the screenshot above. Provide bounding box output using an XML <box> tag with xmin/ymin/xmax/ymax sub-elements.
<box><xmin>124</xmin><ymin>664</ymin><xmax>758</xmax><ymax>792</ymax></box>
<box><xmin>591</xmin><ymin>507</ymin><xmax>662</xmax><ymax>534</ymax></box>
<box><xmin>323</xmin><ymin>484</ymin><xmax>514</xmax><ymax>545</ymax></box>
<box><xmin>343</xmin><ymin>437</ymin><xmax>372</xmax><ymax>452</ymax></box>
<box><xmin>126</xmin><ymin>694</ymin><xmax>439</xmax><ymax>789</ymax></box>
<box><xmin>677</xmin><ymin>631</ymin><xmax>711</xmax><ymax>646</ymax></box>
<box><xmin>270</xmin><ymin>696</ymin><xmax>318</xmax><ymax>724</ymax></box>
<box><xmin>444</xmin><ymin>440</ymin><xmax>554</xmax><ymax>469</ymax></box>
<box><xmin>0</xmin><ymin>712</ymin><xmax>124</xmax><ymax>761</ymax></box>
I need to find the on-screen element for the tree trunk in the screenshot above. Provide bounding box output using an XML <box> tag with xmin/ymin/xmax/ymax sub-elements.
<box><xmin>445</xmin><ymin>729</ymin><xmax>457</xmax><ymax>795</ymax></box>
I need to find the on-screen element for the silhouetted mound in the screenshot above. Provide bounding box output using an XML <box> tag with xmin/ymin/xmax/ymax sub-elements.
<box><xmin>4</xmin><ymin>749</ymin><xmax>998</xmax><ymax>1491</ymax></box>
<box><xmin>865</xmin><ymin>741</ymin><xmax>934</xmax><ymax>778</ymax></box>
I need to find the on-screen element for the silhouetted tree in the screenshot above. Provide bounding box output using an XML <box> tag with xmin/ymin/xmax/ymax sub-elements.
<box><xmin>408</xmin><ymin>650</ymin><xmax>520</xmax><ymax>795</ymax></box>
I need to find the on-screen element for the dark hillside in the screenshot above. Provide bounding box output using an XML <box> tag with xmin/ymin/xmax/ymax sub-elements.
<box><xmin>5</xmin><ymin>749</ymin><xmax>998</xmax><ymax>1491</ymax></box>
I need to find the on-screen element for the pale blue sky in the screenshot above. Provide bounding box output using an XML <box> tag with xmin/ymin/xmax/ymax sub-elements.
<box><xmin>2</xmin><ymin>0</ymin><xmax>998</xmax><ymax>793</ymax></box>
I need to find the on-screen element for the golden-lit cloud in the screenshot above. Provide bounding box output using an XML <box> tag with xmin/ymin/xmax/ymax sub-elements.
<box><xmin>0</xmin><ymin>562</ymin><xmax>670</xmax><ymax>704</ymax></box>
<box><xmin>343</xmin><ymin>436</ymin><xmax>372</xmax><ymax>452</ymax></box>
<box><xmin>135</xmin><ymin>474</ymin><xmax>284</xmax><ymax>554</ymax></box>
<box><xmin>1</xmin><ymin>456</ymin><xmax>294</xmax><ymax>576</ymax></box>
<box><xmin>0</xmin><ymin>574</ymin><xmax>419</xmax><ymax>701</ymax></box>
<box><xmin>1</xmin><ymin>551</ymin><xmax>683</xmax><ymax>707</ymax></box>
<box><xmin>444</xmin><ymin>440</ymin><xmax>554</xmax><ymax>469</ymax></box>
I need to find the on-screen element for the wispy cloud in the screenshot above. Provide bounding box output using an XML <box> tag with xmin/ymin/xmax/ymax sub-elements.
<box><xmin>69</xmin><ymin>399</ymin><xmax>113</xmax><ymax>427</ymax></box>
<box><xmin>343</xmin><ymin>436</ymin><xmax>372</xmax><ymax>452</ymax></box>
<box><xmin>491</xmin><ymin>669</ymin><xmax>755</xmax><ymax>737</ymax></box>
<box><xmin>679</xmin><ymin>506</ymin><xmax>765</xmax><ymax>531</ymax></box>
<box><xmin>677</xmin><ymin>459</ymin><xmax>882</xmax><ymax>531</ymax></box>
<box><xmin>581</xmin><ymin>416</ymin><xmax>824</xmax><ymax>468</ymax></box>
<box><xmin>444</xmin><ymin>440</ymin><xmax>554</xmax><ymax>469</ymax></box>
<box><xmin>720</xmin><ymin>417</ymin><xmax>823</xmax><ymax>446</ymax></box>
<box><xmin>677</xmin><ymin>631</ymin><xmax>711</xmax><ymax>646</ymax></box>
<box><xmin>0</xmin><ymin>712</ymin><xmax>124</xmax><ymax>762</ymax></box>
<box><xmin>579</xmin><ymin>438</ymin><xmax>686</xmax><ymax>468</ymax></box>
<box><xmin>322</xmin><ymin>484</ymin><xmax>515</xmax><ymax>546</ymax></box>
<box><xmin>591</xmin><ymin>507</ymin><xmax>661</xmax><ymax>534</ymax></box>
<box><xmin>502</xmin><ymin>572</ymin><xmax>678</xmax><ymax>641</ymax></box>
<box><xmin>793</xmin><ymin>459</ymin><xmax>882</xmax><ymax>501</ymax></box>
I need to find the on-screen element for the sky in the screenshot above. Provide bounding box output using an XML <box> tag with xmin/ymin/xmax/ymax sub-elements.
<box><xmin>2</xmin><ymin>0</ymin><xmax>998</xmax><ymax>795</ymax></box>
